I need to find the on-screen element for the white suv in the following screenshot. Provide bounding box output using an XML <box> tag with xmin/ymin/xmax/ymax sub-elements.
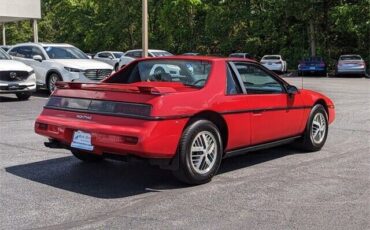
<box><xmin>118</xmin><ymin>49</ymin><xmax>173</xmax><ymax>68</ymax></box>
<box><xmin>8</xmin><ymin>43</ymin><xmax>113</xmax><ymax>92</ymax></box>
<box><xmin>260</xmin><ymin>55</ymin><xmax>287</xmax><ymax>73</ymax></box>
<box><xmin>0</xmin><ymin>48</ymin><xmax>36</xmax><ymax>100</ymax></box>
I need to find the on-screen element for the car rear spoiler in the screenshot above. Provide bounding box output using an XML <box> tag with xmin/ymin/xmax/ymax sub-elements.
<box><xmin>55</xmin><ymin>82</ymin><xmax>177</xmax><ymax>95</ymax></box>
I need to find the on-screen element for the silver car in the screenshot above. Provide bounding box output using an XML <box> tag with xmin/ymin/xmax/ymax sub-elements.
<box><xmin>93</xmin><ymin>51</ymin><xmax>124</xmax><ymax>71</ymax></box>
<box><xmin>336</xmin><ymin>54</ymin><xmax>366</xmax><ymax>76</ymax></box>
<box><xmin>8</xmin><ymin>43</ymin><xmax>113</xmax><ymax>93</ymax></box>
<box><xmin>0</xmin><ymin>48</ymin><xmax>36</xmax><ymax>100</ymax></box>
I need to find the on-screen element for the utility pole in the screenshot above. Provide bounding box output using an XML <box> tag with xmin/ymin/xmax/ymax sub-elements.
<box><xmin>142</xmin><ymin>0</ymin><xmax>148</xmax><ymax>58</ymax></box>
<box><xmin>2</xmin><ymin>23</ymin><xmax>5</xmax><ymax>46</ymax></box>
<box><xmin>33</xmin><ymin>19</ymin><xmax>39</xmax><ymax>43</ymax></box>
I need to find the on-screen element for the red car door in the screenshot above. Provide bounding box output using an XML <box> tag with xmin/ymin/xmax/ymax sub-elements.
<box><xmin>231</xmin><ymin>62</ymin><xmax>304</xmax><ymax>145</ymax></box>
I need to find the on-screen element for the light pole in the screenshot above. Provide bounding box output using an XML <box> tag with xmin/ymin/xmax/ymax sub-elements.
<box><xmin>142</xmin><ymin>0</ymin><xmax>148</xmax><ymax>58</ymax></box>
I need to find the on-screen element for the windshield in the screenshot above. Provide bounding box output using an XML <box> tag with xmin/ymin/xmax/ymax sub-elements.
<box><xmin>262</xmin><ymin>56</ymin><xmax>280</xmax><ymax>60</ymax></box>
<box><xmin>151</xmin><ymin>51</ymin><xmax>173</xmax><ymax>57</ymax></box>
<box><xmin>113</xmin><ymin>52</ymin><xmax>124</xmax><ymax>58</ymax></box>
<box><xmin>340</xmin><ymin>55</ymin><xmax>362</xmax><ymax>60</ymax></box>
<box><xmin>0</xmin><ymin>48</ymin><xmax>10</xmax><ymax>60</ymax></box>
<box><xmin>106</xmin><ymin>60</ymin><xmax>212</xmax><ymax>88</ymax></box>
<box><xmin>43</xmin><ymin>46</ymin><xmax>89</xmax><ymax>59</ymax></box>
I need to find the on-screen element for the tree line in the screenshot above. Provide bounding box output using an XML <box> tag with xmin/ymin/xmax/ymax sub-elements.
<box><xmin>3</xmin><ymin>0</ymin><xmax>369</xmax><ymax>68</ymax></box>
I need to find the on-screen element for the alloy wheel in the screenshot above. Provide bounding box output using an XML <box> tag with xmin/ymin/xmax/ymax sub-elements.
<box><xmin>311</xmin><ymin>113</ymin><xmax>327</xmax><ymax>144</ymax></box>
<box><xmin>190</xmin><ymin>131</ymin><xmax>218</xmax><ymax>174</ymax></box>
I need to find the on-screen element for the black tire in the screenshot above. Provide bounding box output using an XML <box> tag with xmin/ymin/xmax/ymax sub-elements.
<box><xmin>16</xmin><ymin>92</ymin><xmax>31</xmax><ymax>100</ymax></box>
<box><xmin>71</xmin><ymin>149</ymin><xmax>104</xmax><ymax>162</ymax></box>
<box><xmin>47</xmin><ymin>73</ymin><xmax>62</xmax><ymax>94</ymax></box>
<box><xmin>299</xmin><ymin>104</ymin><xmax>329</xmax><ymax>152</ymax></box>
<box><xmin>173</xmin><ymin>120</ymin><xmax>223</xmax><ymax>185</ymax></box>
<box><xmin>114</xmin><ymin>63</ymin><xmax>119</xmax><ymax>72</ymax></box>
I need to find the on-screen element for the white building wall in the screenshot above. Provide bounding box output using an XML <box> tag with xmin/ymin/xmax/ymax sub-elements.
<box><xmin>0</xmin><ymin>0</ymin><xmax>41</xmax><ymax>22</ymax></box>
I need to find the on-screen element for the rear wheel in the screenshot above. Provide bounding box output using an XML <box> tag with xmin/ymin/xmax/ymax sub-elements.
<box><xmin>114</xmin><ymin>63</ymin><xmax>119</xmax><ymax>72</ymax></box>
<box><xmin>299</xmin><ymin>104</ymin><xmax>328</xmax><ymax>151</ymax></box>
<box><xmin>71</xmin><ymin>150</ymin><xmax>104</xmax><ymax>162</ymax></box>
<box><xmin>16</xmin><ymin>92</ymin><xmax>31</xmax><ymax>100</ymax></box>
<box><xmin>173</xmin><ymin>120</ymin><xmax>222</xmax><ymax>185</ymax></box>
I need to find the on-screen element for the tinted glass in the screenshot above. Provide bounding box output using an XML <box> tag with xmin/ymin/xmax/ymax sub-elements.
<box><xmin>234</xmin><ymin>63</ymin><xmax>284</xmax><ymax>94</ymax></box>
<box><xmin>340</xmin><ymin>55</ymin><xmax>362</xmax><ymax>60</ymax></box>
<box><xmin>151</xmin><ymin>51</ymin><xmax>173</xmax><ymax>57</ymax></box>
<box><xmin>262</xmin><ymin>56</ymin><xmax>280</xmax><ymax>60</ymax></box>
<box><xmin>106</xmin><ymin>60</ymin><xmax>212</xmax><ymax>88</ymax></box>
<box><xmin>9</xmin><ymin>46</ymin><xmax>34</xmax><ymax>59</ymax></box>
<box><xmin>230</xmin><ymin>54</ymin><xmax>245</xmax><ymax>58</ymax></box>
<box><xmin>44</xmin><ymin>46</ymin><xmax>89</xmax><ymax>59</ymax></box>
<box><xmin>113</xmin><ymin>52</ymin><xmax>124</xmax><ymax>58</ymax></box>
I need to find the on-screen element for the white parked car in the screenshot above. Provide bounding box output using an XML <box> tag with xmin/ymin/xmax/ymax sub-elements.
<box><xmin>0</xmin><ymin>48</ymin><xmax>36</xmax><ymax>100</ymax></box>
<box><xmin>118</xmin><ymin>49</ymin><xmax>173</xmax><ymax>69</ymax></box>
<box><xmin>8</xmin><ymin>43</ymin><xmax>113</xmax><ymax>92</ymax></box>
<box><xmin>93</xmin><ymin>51</ymin><xmax>124</xmax><ymax>71</ymax></box>
<box><xmin>260</xmin><ymin>55</ymin><xmax>287</xmax><ymax>73</ymax></box>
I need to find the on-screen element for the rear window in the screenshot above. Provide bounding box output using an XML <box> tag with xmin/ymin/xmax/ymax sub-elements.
<box><xmin>340</xmin><ymin>55</ymin><xmax>362</xmax><ymax>60</ymax></box>
<box><xmin>106</xmin><ymin>60</ymin><xmax>212</xmax><ymax>88</ymax></box>
<box><xmin>151</xmin><ymin>51</ymin><xmax>173</xmax><ymax>57</ymax></box>
<box><xmin>262</xmin><ymin>56</ymin><xmax>280</xmax><ymax>60</ymax></box>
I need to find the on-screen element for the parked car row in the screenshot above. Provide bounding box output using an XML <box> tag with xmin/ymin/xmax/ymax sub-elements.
<box><xmin>298</xmin><ymin>54</ymin><xmax>367</xmax><ymax>77</ymax></box>
<box><xmin>1</xmin><ymin>42</ymin><xmax>367</xmax><ymax>101</ymax></box>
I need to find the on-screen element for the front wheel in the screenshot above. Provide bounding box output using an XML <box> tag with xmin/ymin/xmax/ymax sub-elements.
<box><xmin>173</xmin><ymin>120</ymin><xmax>223</xmax><ymax>185</ymax></box>
<box><xmin>71</xmin><ymin>150</ymin><xmax>104</xmax><ymax>162</ymax></box>
<box><xmin>47</xmin><ymin>73</ymin><xmax>62</xmax><ymax>93</ymax></box>
<box><xmin>300</xmin><ymin>104</ymin><xmax>328</xmax><ymax>152</ymax></box>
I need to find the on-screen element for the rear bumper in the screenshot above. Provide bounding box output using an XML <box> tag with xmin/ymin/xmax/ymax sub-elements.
<box><xmin>35</xmin><ymin>109</ymin><xmax>188</xmax><ymax>159</ymax></box>
<box><xmin>299</xmin><ymin>67</ymin><xmax>326</xmax><ymax>73</ymax></box>
<box><xmin>262</xmin><ymin>64</ymin><xmax>283</xmax><ymax>71</ymax></box>
<box><xmin>337</xmin><ymin>68</ymin><xmax>365</xmax><ymax>74</ymax></box>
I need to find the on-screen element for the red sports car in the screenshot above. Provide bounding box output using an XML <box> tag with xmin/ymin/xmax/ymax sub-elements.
<box><xmin>35</xmin><ymin>56</ymin><xmax>335</xmax><ymax>184</ymax></box>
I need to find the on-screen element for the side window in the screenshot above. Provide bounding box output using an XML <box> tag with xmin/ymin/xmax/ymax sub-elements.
<box><xmin>10</xmin><ymin>46</ymin><xmax>33</xmax><ymax>59</ymax></box>
<box><xmin>125</xmin><ymin>51</ymin><xmax>138</xmax><ymax>58</ymax></box>
<box><xmin>226</xmin><ymin>65</ymin><xmax>242</xmax><ymax>95</ymax></box>
<box><xmin>234</xmin><ymin>63</ymin><xmax>284</xmax><ymax>94</ymax></box>
<box><xmin>98</xmin><ymin>52</ymin><xmax>107</xmax><ymax>58</ymax></box>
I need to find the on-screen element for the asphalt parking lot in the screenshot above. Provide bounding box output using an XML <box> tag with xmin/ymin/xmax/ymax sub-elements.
<box><xmin>0</xmin><ymin>76</ymin><xmax>369</xmax><ymax>230</ymax></box>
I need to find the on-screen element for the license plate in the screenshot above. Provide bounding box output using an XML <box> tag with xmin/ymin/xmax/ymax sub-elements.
<box><xmin>309</xmin><ymin>67</ymin><xmax>315</xmax><ymax>70</ymax></box>
<box><xmin>8</xmin><ymin>84</ymin><xmax>20</xmax><ymax>90</ymax></box>
<box><xmin>268</xmin><ymin>62</ymin><xmax>272</xmax><ymax>65</ymax></box>
<box><xmin>71</xmin><ymin>130</ymin><xmax>94</xmax><ymax>151</ymax></box>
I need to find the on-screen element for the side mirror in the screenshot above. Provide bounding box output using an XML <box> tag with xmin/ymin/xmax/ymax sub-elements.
<box><xmin>287</xmin><ymin>85</ymin><xmax>298</xmax><ymax>95</ymax></box>
<box><xmin>33</xmin><ymin>55</ymin><xmax>43</xmax><ymax>62</ymax></box>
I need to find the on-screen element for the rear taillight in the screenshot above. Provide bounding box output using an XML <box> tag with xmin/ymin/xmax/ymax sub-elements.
<box><xmin>35</xmin><ymin>122</ymin><xmax>48</xmax><ymax>130</ymax></box>
<box><xmin>45</xmin><ymin>96</ymin><xmax>152</xmax><ymax>118</ymax></box>
<box><xmin>319</xmin><ymin>62</ymin><xmax>325</xmax><ymax>67</ymax></box>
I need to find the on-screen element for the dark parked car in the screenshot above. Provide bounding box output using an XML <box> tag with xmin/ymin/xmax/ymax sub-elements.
<box><xmin>298</xmin><ymin>57</ymin><xmax>327</xmax><ymax>76</ymax></box>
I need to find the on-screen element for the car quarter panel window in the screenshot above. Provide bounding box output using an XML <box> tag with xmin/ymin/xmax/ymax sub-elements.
<box><xmin>234</xmin><ymin>63</ymin><xmax>284</xmax><ymax>94</ymax></box>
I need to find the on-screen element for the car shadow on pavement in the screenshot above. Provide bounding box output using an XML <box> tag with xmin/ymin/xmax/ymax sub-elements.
<box><xmin>6</xmin><ymin>145</ymin><xmax>301</xmax><ymax>199</ymax></box>
<box><xmin>0</xmin><ymin>95</ymin><xmax>20</xmax><ymax>102</ymax></box>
